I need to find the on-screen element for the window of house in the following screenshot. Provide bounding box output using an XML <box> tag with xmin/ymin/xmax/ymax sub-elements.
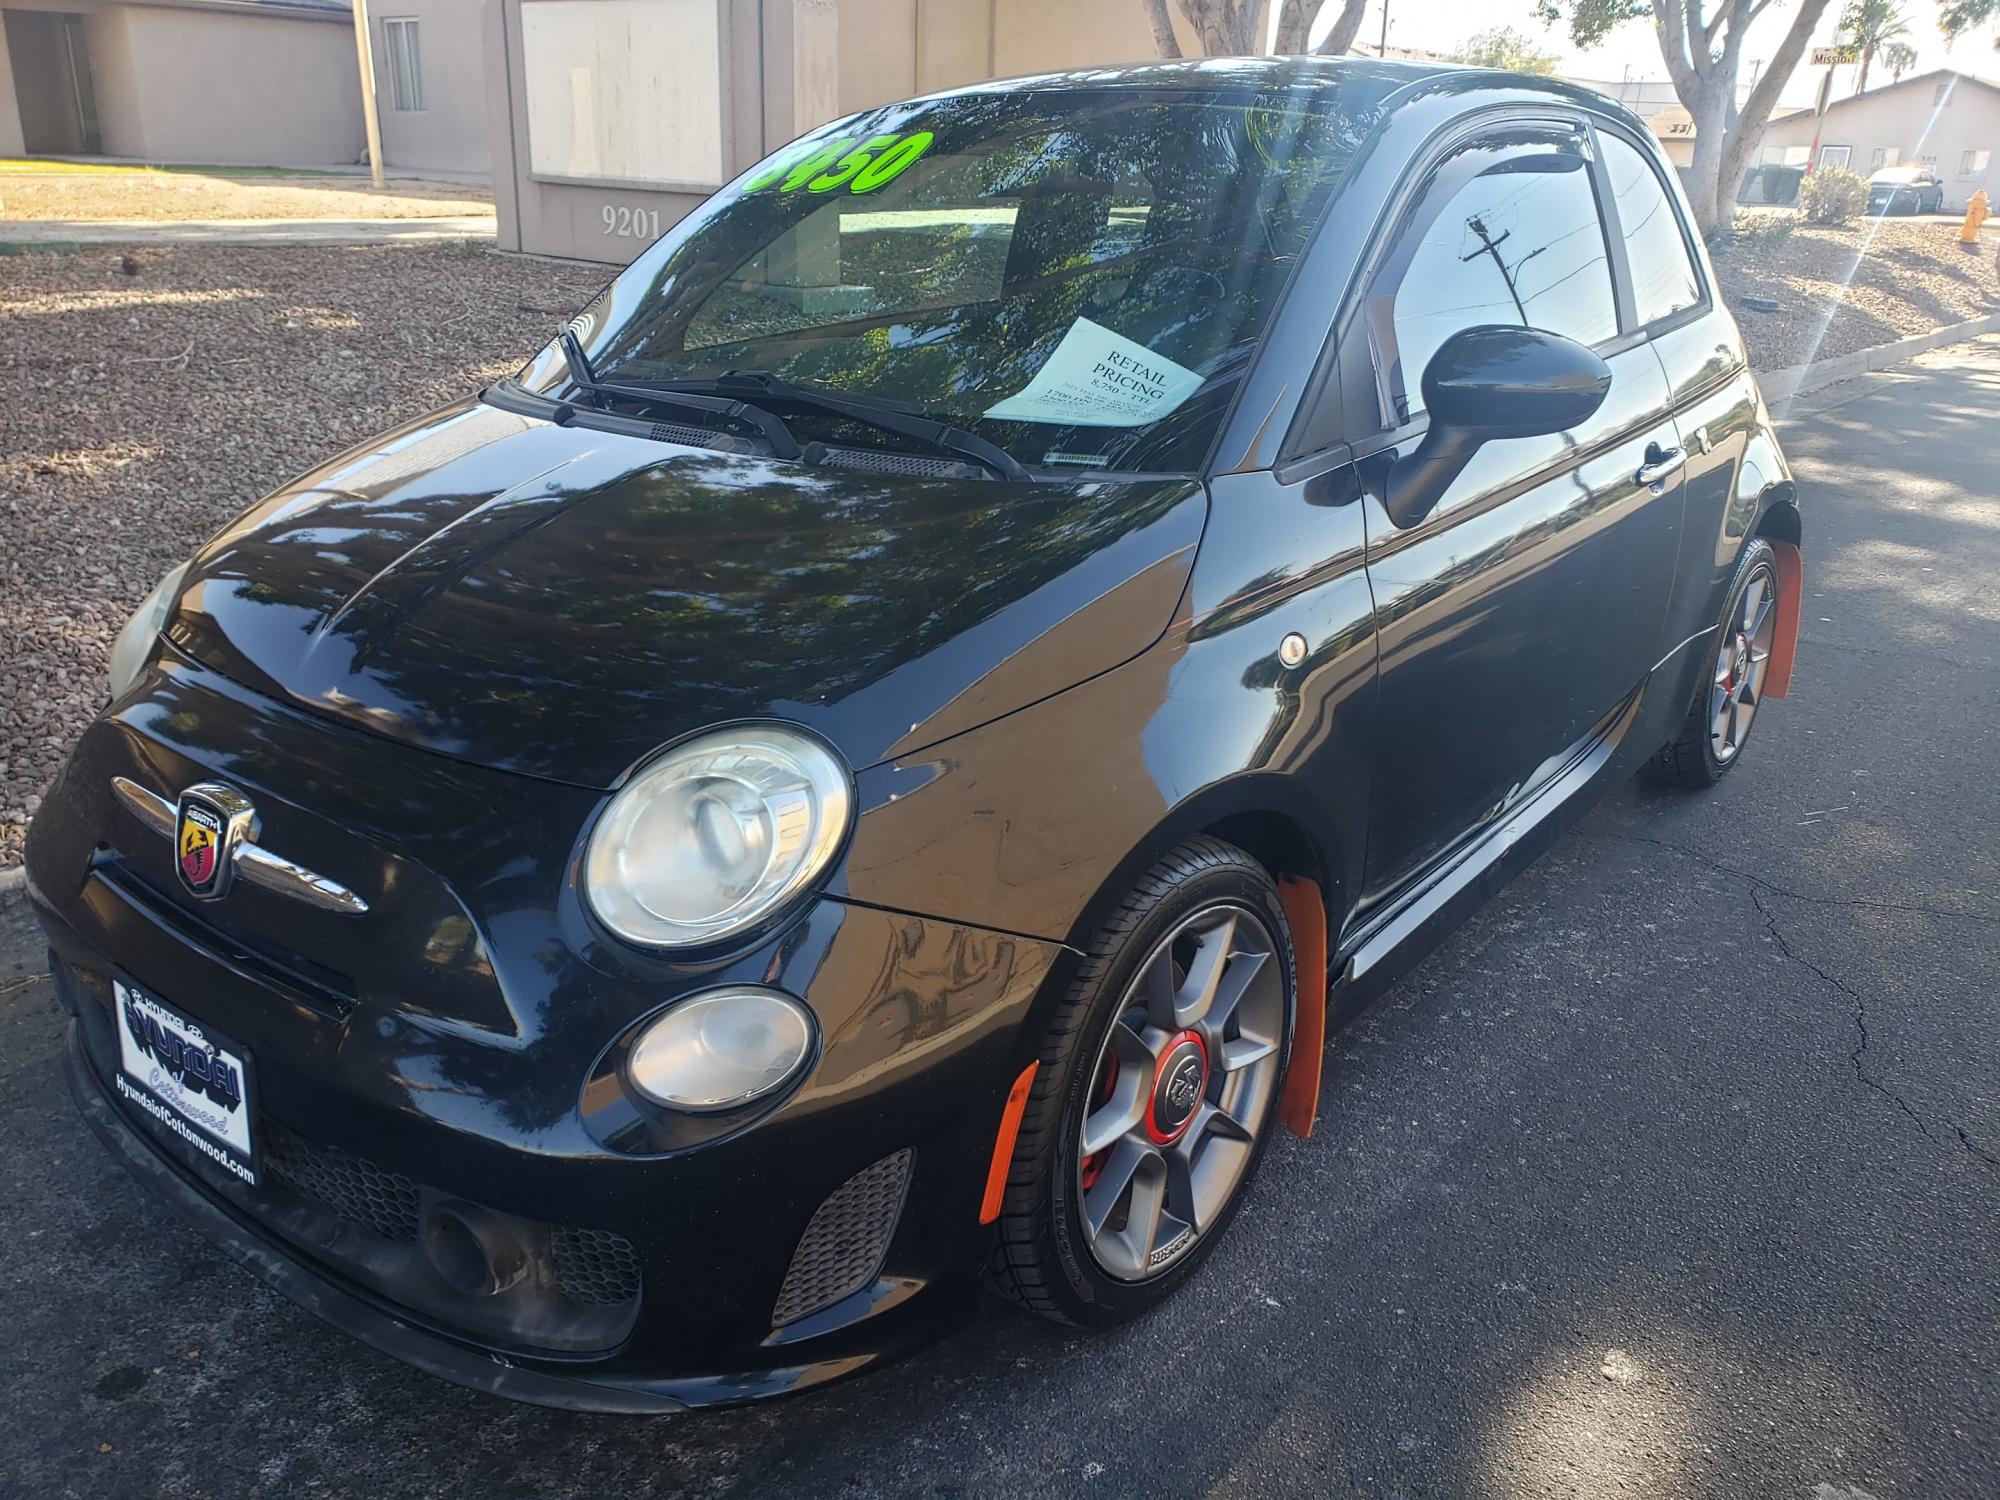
<box><xmin>1961</xmin><ymin>148</ymin><xmax>1992</xmax><ymax>175</ymax></box>
<box><xmin>1869</xmin><ymin>146</ymin><xmax>1899</xmax><ymax>171</ymax></box>
<box><xmin>1761</xmin><ymin>144</ymin><xmax>1809</xmax><ymax>166</ymax></box>
<box><xmin>1601</xmin><ymin>133</ymin><xmax>1703</xmax><ymax>328</ymax></box>
<box><xmin>1363</xmin><ymin>138</ymin><xmax>1619</xmax><ymax>426</ymax></box>
<box><xmin>1934</xmin><ymin>81</ymin><xmax>1953</xmax><ymax>106</ymax></box>
<box><xmin>1818</xmin><ymin>145</ymin><xmax>1852</xmax><ymax>170</ymax></box>
<box><xmin>383</xmin><ymin>18</ymin><xmax>424</xmax><ymax>112</ymax></box>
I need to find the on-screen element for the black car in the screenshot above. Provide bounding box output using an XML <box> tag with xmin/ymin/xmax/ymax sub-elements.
<box><xmin>25</xmin><ymin>58</ymin><xmax>1802</xmax><ymax>1412</ymax></box>
<box><xmin>1867</xmin><ymin>163</ymin><xmax>1945</xmax><ymax>214</ymax></box>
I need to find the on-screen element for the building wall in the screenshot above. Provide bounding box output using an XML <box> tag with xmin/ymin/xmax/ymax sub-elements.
<box><xmin>372</xmin><ymin>0</ymin><xmax>492</xmax><ymax>174</ymax></box>
<box><xmin>4</xmin><ymin>9</ymin><xmax>86</xmax><ymax>154</ymax></box>
<box><xmin>1757</xmin><ymin>76</ymin><xmax>2000</xmax><ymax>211</ymax></box>
<box><xmin>94</xmin><ymin>5</ymin><xmax>363</xmax><ymax>166</ymax></box>
<box><xmin>0</xmin><ymin>10</ymin><xmax>29</xmax><ymax>156</ymax></box>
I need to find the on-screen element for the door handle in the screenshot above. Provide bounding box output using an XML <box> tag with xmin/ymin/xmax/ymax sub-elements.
<box><xmin>1636</xmin><ymin>444</ymin><xmax>1687</xmax><ymax>489</ymax></box>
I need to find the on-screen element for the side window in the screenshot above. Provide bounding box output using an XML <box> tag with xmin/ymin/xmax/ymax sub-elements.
<box><xmin>1601</xmin><ymin>133</ymin><xmax>1703</xmax><ymax>328</ymax></box>
<box><xmin>1363</xmin><ymin>141</ymin><xmax>1618</xmax><ymax>426</ymax></box>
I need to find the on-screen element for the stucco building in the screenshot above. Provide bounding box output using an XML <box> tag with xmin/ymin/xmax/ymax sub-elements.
<box><xmin>0</xmin><ymin>0</ymin><xmax>491</xmax><ymax>173</ymax></box>
<box><xmin>483</xmin><ymin>0</ymin><xmax>1205</xmax><ymax>261</ymax></box>
<box><xmin>1756</xmin><ymin>69</ymin><xmax>2000</xmax><ymax>211</ymax></box>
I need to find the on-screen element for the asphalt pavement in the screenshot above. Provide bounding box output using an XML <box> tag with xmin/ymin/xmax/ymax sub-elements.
<box><xmin>2</xmin><ymin>340</ymin><xmax>1995</xmax><ymax>1499</ymax></box>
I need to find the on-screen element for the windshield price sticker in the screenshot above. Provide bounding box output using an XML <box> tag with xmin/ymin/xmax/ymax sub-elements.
<box><xmin>746</xmin><ymin>130</ymin><xmax>935</xmax><ymax>196</ymax></box>
<box><xmin>984</xmin><ymin>318</ymin><xmax>1204</xmax><ymax>428</ymax></box>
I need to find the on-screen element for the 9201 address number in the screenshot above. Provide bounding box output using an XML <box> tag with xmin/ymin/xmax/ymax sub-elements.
<box><xmin>602</xmin><ymin>205</ymin><xmax>662</xmax><ymax>240</ymax></box>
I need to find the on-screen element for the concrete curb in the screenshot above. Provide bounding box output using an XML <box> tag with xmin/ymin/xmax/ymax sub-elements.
<box><xmin>1761</xmin><ymin>310</ymin><xmax>2000</xmax><ymax>410</ymax></box>
<box><xmin>0</xmin><ymin>217</ymin><xmax>496</xmax><ymax>248</ymax></box>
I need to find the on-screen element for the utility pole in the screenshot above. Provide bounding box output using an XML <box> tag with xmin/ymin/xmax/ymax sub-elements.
<box><xmin>1377</xmin><ymin>0</ymin><xmax>1389</xmax><ymax>57</ymax></box>
<box><xmin>350</xmin><ymin>0</ymin><xmax>386</xmax><ymax>189</ymax></box>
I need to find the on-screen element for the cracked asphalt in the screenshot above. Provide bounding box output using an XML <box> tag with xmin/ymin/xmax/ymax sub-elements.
<box><xmin>2</xmin><ymin>340</ymin><xmax>1995</xmax><ymax>1498</ymax></box>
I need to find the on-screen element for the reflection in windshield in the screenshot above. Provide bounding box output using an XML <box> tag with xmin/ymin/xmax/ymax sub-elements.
<box><xmin>520</xmin><ymin>65</ymin><xmax>1401</xmax><ymax>473</ymax></box>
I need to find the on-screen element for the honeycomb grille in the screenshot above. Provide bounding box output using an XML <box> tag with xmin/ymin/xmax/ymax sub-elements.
<box><xmin>771</xmin><ymin>1149</ymin><xmax>912</xmax><ymax>1327</ymax></box>
<box><xmin>264</xmin><ymin>1122</ymin><xmax>420</xmax><ymax>1242</ymax></box>
<box><xmin>552</xmin><ymin>1226</ymin><xmax>643</xmax><ymax>1306</ymax></box>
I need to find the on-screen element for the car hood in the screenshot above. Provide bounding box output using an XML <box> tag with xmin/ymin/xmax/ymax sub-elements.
<box><xmin>166</xmin><ymin>399</ymin><xmax>1205</xmax><ymax>787</ymax></box>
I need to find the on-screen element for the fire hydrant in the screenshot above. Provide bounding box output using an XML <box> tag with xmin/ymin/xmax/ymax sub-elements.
<box><xmin>1960</xmin><ymin>189</ymin><xmax>1990</xmax><ymax>250</ymax></box>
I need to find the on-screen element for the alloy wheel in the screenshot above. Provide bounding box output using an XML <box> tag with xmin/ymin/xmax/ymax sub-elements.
<box><xmin>1711</xmin><ymin>566</ymin><xmax>1777</xmax><ymax>763</ymax></box>
<box><xmin>1074</xmin><ymin>903</ymin><xmax>1286</xmax><ymax>1282</ymax></box>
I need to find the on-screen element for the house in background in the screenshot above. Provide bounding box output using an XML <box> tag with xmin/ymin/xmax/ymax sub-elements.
<box><xmin>1756</xmin><ymin>69</ymin><xmax>2000</xmax><ymax>211</ymax></box>
<box><xmin>0</xmin><ymin>0</ymin><xmax>491</xmax><ymax>175</ymax></box>
<box><xmin>365</xmin><ymin>0</ymin><xmax>490</xmax><ymax>175</ymax></box>
<box><xmin>0</xmin><ymin>0</ymin><xmax>363</xmax><ymax>163</ymax></box>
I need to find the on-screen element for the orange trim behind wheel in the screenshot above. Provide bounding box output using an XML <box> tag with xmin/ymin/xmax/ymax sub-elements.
<box><xmin>979</xmin><ymin>1061</ymin><xmax>1040</xmax><ymax>1224</ymax></box>
<box><xmin>1276</xmin><ymin>876</ymin><xmax>1327</xmax><ymax>1139</ymax></box>
<box><xmin>1764</xmin><ymin>540</ymin><xmax>1803</xmax><ymax>699</ymax></box>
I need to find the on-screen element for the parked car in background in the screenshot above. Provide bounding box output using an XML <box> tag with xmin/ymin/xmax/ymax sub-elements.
<box><xmin>26</xmin><ymin>57</ymin><xmax>1803</xmax><ymax>1412</ymax></box>
<box><xmin>1868</xmin><ymin>164</ymin><xmax>1946</xmax><ymax>214</ymax></box>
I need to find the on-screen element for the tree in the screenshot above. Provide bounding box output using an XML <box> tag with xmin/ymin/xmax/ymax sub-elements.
<box><xmin>1135</xmin><ymin>0</ymin><xmax>1371</xmax><ymax>57</ymax></box>
<box><xmin>1841</xmin><ymin>0</ymin><xmax>1914</xmax><ymax>91</ymax></box>
<box><xmin>1539</xmin><ymin>0</ymin><xmax>1837</xmax><ymax>233</ymax></box>
<box><xmin>1448</xmin><ymin>25</ymin><xmax>1565</xmax><ymax>71</ymax></box>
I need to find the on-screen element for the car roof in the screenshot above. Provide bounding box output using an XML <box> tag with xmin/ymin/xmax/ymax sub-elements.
<box><xmin>899</xmin><ymin>56</ymin><xmax>1655</xmax><ymax>138</ymax></box>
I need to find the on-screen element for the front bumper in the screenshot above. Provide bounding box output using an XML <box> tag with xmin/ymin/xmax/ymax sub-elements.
<box><xmin>27</xmin><ymin>658</ymin><xmax>1068</xmax><ymax>1410</ymax></box>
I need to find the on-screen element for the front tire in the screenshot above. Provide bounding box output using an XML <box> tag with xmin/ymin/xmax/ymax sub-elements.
<box><xmin>1652</xmin><ymin>538</ymin><xmax>1779</xmax><ymax>789</ymax></box>
<box><xmin>988</xmin><ymin>838</ymin><xmax>1295</xmax><ymax>1326</ymax></box>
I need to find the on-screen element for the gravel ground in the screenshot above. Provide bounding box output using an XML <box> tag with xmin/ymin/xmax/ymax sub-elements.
<box><xmin>0</xmin><ymin>244</ymin><xmax>604</xmax><ymax>866</ymax></box>
<box><xmin>0</xmin><ymin>172</ymin><xmax>493</xmax><ymax>223</ymax></box>
<box><xmin>1713</xmin><ymin>216</ymin><xmax>2000</xmax><ymax>369</ymax></box>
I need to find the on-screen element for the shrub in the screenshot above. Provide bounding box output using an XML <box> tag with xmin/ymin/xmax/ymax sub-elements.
<box><xmin>1799</xmin><ymin>168</ymin><xmax>1869</xmax><ymax>225</ymax></box>
<box><xmin>1732</xmin><ymin>211</ymin><xmax>1798</xmax><ymax>245</ymax></box>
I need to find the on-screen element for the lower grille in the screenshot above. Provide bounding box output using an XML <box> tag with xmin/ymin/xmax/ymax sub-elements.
<box><xmin>265</xmin><ymin>1122</ymin><xmax>420</xmax><ymax>1242</ymax></box>
<box><xmin>771</xmin><ymin>1149</ymin><xmax>913</xmax><ymax>1327</ymax></box>
<box><xmin>261</xmin><ymin>1121</ymin><xmax>639</xmax><ymax>1307</ymax></box>
<box><xmin>553</xmin><ymin>1226</ymin><xmax>643</xmax><ymax>1306</ymax></box>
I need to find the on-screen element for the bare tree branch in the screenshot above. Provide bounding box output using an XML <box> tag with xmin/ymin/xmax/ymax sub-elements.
<box><xmin>1314</xmin><ymin>0</ymin><xmax>1370</xmax><ymax>53</ymax></box>
<box><xmin>1139</xmin><ymin>0</ymin><xmax>1185</xmax><ymax>55</ymax></box>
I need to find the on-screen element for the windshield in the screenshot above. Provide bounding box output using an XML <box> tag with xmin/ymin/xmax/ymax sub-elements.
<box><xmin>518</xmin><ymin>72</ymin><xmax>1394</xmax><ymax>474</ymax></box>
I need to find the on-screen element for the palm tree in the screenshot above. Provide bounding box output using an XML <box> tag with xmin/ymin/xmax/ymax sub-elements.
<box><xmin>1840</xmin><ymin>0</ymin><xmax>1915</xmax><ymax>94</ymax></box>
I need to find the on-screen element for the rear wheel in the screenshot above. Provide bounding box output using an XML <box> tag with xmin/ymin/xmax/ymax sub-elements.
<box><xmin>1653</xmin><ymin>538</ymin><xmax>1779</xmax><ymax>789</ymax></box>
<box><xmin>988</xmin><ymin>838</ymin><xmax>1295</xmax><ymax>1325</ymax></box>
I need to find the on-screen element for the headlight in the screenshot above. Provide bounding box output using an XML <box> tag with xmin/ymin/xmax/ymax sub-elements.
<box><xmin>625</xmin><ymin>987</ymin><xmax>816</xmax><ymax>1111</ymax></box>
<box><xmin>584</xmin><ymin>724</ymin><xmax>852</xmax><ymax>948</ymax></box>
<box><xmin>107</xmin><ymin>560</ymin><xmax>190</xmax><ymax>700</ymax></box>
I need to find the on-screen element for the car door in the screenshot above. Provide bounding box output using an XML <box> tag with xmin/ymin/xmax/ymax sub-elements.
<box><xmin>1339</xmin><ymin>120</ymin><xmax>1687</xmax><ymax>908</ymax></box>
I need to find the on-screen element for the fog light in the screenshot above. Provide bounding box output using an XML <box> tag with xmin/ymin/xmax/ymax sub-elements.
<box><xmin>626</xmin><ymin>988</ymin><xmax>815</xmax><ymax>1112</ymax></box>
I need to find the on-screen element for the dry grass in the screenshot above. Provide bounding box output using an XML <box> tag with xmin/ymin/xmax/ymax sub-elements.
<box><xmin>0</xmin><ymin>170</ymin><xmax>493</xmax><ymax>223</ymax></box>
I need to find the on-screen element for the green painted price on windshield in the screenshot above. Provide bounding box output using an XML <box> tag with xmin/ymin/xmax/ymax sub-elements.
<box><xmin>746</xmin><ymin>131</ymin><xmax>935</xmax><ymax>196</ymax></box>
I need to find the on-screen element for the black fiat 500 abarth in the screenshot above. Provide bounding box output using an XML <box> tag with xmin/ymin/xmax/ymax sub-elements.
<box><xmin>25</xmin><ymin>58</ymin><xmax>1802</xmax><ymax>1412</ymax></box>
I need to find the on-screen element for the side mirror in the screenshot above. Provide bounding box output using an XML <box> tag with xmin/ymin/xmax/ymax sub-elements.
<box><xmin>1383</xmin><ymin>325</ymin><xmax>1613</xmax><ymax>529</ymax></box>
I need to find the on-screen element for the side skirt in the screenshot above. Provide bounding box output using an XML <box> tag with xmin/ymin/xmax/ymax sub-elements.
<box><xmin>1329</xmin><ymin>689</ymin><xmax>1645</xmax><ymax>1017</ymax></box>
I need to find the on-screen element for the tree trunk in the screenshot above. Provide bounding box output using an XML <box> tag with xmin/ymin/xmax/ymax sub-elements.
<box><xmin>1273</xmin><ymin>0</ymin><xmax>1315</xmax><ymax>52</ymax></box>
<box><xmin>1711</xmin><ymin>0</ymin><xmax>1835</xmax><ymax>228</ymax></box>
<box><xmin>1313</xmin><ymin>0</ymin><xmax>1368</xmax><ymax>54</ymax></box>
<box><xmin>1855</xmin><ymin>46</ymin><xmax>1872</xmax><ymax>95</ymax></box>
<box><xmin>1139</xmin><ymin>0</ymin><xmax>1184</xmax><ymax>56</ymax></box>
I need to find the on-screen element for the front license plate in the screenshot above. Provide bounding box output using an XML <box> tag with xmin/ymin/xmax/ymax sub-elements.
<box><xmin>114</xmin><ymin>979</ymin><xmax>258</xmax><ymax>1187</ymax></box>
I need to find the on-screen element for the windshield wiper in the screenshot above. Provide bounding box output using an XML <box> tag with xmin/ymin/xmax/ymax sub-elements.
<box><xmin>647</xmin><ymin>370</ymin><xmax>1032</xmax><ymax>483</ymax></box>
<box><xmin>558</xmin><ymin>331</ymin><xmax>803</xmax><ymax>459</ymax></box>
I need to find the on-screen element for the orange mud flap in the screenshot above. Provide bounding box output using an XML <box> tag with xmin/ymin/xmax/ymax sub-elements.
<box><xmin>979</xmin><ymin>1061</ymin><xmax>1039</xmax><ymax>1224</ymax></box>
<box><xmin>1765</xmin><ymin>540</ymin><xmax>1803</xmax><ymax>698</ymax></box>
<box><xmin>1276</xmin><ymin>876</ymin><xmax>1327</xmax><ymax>1138</ymax></box>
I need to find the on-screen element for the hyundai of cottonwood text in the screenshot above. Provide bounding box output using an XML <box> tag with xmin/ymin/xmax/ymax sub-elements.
<box><xmin>24</xmin><ymin>58</ymin><xmax>1802</xmax><ymax>1411</ymax></box>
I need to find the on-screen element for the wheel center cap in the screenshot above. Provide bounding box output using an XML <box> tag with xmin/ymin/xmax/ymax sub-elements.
<box><xmin>1146</xmin><ymin>1032</ymin><xmax>1209</xmax><ymax>1144</ymax></box>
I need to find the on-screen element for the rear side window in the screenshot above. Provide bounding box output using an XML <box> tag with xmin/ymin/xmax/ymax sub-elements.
<box><xmin>1363</xmin><ymin>140</ymin><xmax>1618</xmax><ymax>425</ymax></box>
<box><xmin>1600</xmin><ymin>133</ymin><xmax>1703</xmax><ymax>327</ymax></box>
